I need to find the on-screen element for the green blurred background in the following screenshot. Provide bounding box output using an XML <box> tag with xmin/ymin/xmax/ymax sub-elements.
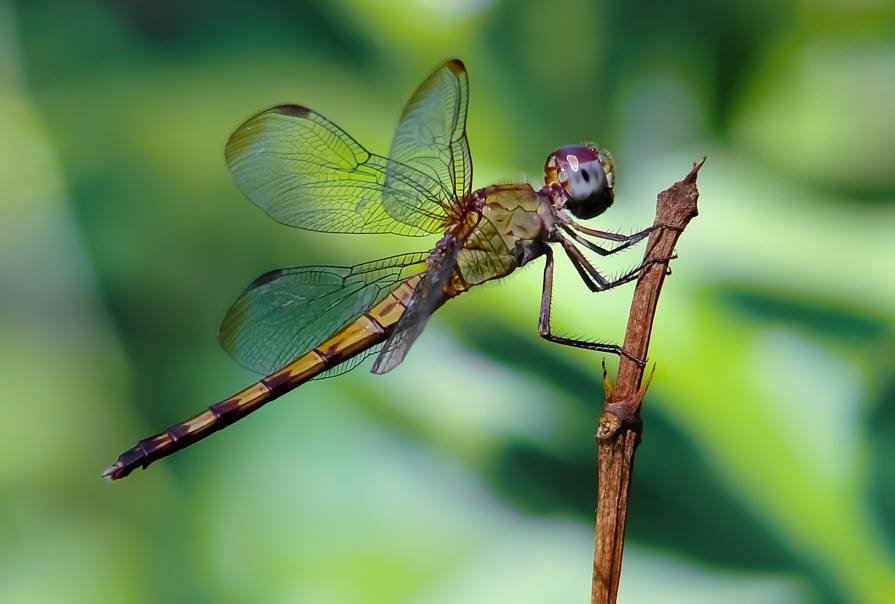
<box><xmin>2</xmin><ymin>0</ymin><xmax>894</xmax><ymax>602</ymax></box>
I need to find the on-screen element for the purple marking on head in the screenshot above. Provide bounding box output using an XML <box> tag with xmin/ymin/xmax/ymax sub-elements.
<box><xmin>544</xmin><ymin>144</ymin><xmax>614</xmax><ymax>219</ymax></box>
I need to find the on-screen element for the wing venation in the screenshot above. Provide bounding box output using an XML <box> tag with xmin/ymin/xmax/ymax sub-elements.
<box><xmin>226</xmin><ymin>107</ymin><xmax>453</xmax><ymax>236</ymax></box>
<box><xmin>220</xmin><ymin>253</ymin><xmax>428</xmax><ymax>374</ymax></box>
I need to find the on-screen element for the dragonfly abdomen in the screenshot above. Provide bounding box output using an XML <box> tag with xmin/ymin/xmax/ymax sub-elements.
<box><xmin>103</xmin><ymin>275</ymin><xmax>422</xmax><ymax>480</ymax></box>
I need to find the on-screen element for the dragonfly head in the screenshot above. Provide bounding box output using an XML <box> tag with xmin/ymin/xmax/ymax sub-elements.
<box><xmin>544</xmin><ymin>144</ymin><xmax>614</xmax><ymax>219</ymax></box>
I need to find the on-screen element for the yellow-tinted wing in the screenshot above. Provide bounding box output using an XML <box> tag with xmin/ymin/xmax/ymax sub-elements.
<box><xmin>226</xmin><ymin>105</ymin><xmax>453</xmax><ymax>236</ymax></box>
<box><xmin>386</xmin><ymin>59</ymin><xmax>472</xmax><ymax>208</ymax></box>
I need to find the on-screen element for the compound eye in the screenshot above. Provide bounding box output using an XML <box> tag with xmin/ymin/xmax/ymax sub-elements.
<box><xmin>565</xmin><ymin>157</ymin><xmax>606</xmax><ymax>202</ymax></box>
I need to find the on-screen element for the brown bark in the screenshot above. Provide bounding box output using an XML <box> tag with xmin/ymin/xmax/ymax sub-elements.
<box><xmin>591</xmin><ymin>159</ymin><xmax>704</xmax><ymax>603</ymax></box>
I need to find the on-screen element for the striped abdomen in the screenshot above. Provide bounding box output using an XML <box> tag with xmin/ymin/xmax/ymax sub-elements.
<box><xmin>103</xmin><ymin>275</ymin><xmax>422</xmax><ymax>480</ymax></box>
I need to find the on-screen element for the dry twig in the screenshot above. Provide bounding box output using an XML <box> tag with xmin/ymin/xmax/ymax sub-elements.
<box><xmin>591</xmin><ymin>159</ymin><xmax>704</xmax><ymax>603</ymax></box>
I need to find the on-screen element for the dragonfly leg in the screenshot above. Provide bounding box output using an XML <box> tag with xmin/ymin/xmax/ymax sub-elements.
<box><xmin>560</xmin><ymin>237</ymin><xmax>610</xmax><ymax>290</ymax></box>
<box><xmin>538</xmin><ymin>247</ymin><xmax>645</xmax><ymax>367</ymax></box>
<box><xmin>560</xmin><ymin>237</ymin><xmax>674</xmax><ymax>293</ymax></box>
<box><xmin>568</xmin><ymin>222</ymin><xmax>683</xmax><ymax>254</ymax></box>
<box><xmin>571</xmin><ymin>221</ymin><xmax>683</xmax><ymax>241</ymax></box>
<box><xmin>569</xmin><ymin>221</ymin><xmax>630</xmax><ymax>241</ymax></box>
<box><xmin>564</xmin><ymin>224</ymin><xmax>652</xmax><ymax>256</ymax></box>
<box><xmin>562</xmin><ymin>225</ymin><xmax>642</xmax><ymax>256</ymax></box>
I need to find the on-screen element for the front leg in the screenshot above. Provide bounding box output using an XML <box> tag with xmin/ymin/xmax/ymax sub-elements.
<box><xmin>570</xmin><ymin>221</ymin><xmax>654</xmax><ymax>243</ymax></box>
<box><xmin>562</xmin><ymin>225</ymin><xmax>639</xmax><ymax>257</ymax></box>
<box><xmin>562</xmin><ymin>224</ymin><xmax>652</xmax><ymax>257</ymax></box>
<box><xmin>559</xmin><ymin>237</ymin><xmax>673</xmax><ymax>294</ymax></box>
<box><xmin>538</xmin><ymin>247</ymin><xmax>644</xmax><ymax>366</ymax></box>
<box><xmin>567</xmin><ymin>221</ymin><xmax>683</xmax><ymax>253</ymax></box>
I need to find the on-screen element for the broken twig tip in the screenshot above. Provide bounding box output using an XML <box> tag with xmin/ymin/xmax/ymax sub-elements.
<box><xmin>684</xmin><ymin>156</ymin><xmax>706</xmax><ymax>183</ymax></box>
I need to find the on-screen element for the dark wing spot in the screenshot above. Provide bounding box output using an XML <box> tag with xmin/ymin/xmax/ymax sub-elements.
<box><xmin>272</xmin><ymin>104</ymin><xmax>310</xmax><ymax>117</ymax></box>
<box><xmin>582</xmin><ymin>169</ymin><xmax>590</xmax><ymax>182</ymax></box>
<box><xmin>446</xmin><ymin>59</ymin><xmax>466</xmax><ymax>75</ymax></box>
<box><xmin>250</xmin><ymin>269</ymin><xmax>283</xmax><ymax>288</ymax></box>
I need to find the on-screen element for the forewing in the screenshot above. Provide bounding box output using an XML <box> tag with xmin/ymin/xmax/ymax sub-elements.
<box><xmin>386</xmin><ymin>59</ymin><xmax>472</xmax><ymax>213</ymax></box>
<box><xmin>225</xmin><ymin>105</ymin><xmax>451</xmax><ymax>236</ymax></box>
<box><xmin>220</xmin><ymin>253</ymin><xmax>428</xmax><ymax>375</ymax></box>
<box><xmin>370</xmin><ymin>235</ymin><xmax>464</xmax><ymax>374</ymax></box>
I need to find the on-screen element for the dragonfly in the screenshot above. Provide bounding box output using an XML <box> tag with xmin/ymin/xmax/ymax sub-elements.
<box><xmin>103</xmin><ymin>59</ymin><xmax>657</xmax><ymax>480</ymax></box>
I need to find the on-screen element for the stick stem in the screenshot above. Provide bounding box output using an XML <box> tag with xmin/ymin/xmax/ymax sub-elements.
<box><xmin>591</xmin><ymin>159</ymin><xmax>704</xmax><ymax>603</ymax></box>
